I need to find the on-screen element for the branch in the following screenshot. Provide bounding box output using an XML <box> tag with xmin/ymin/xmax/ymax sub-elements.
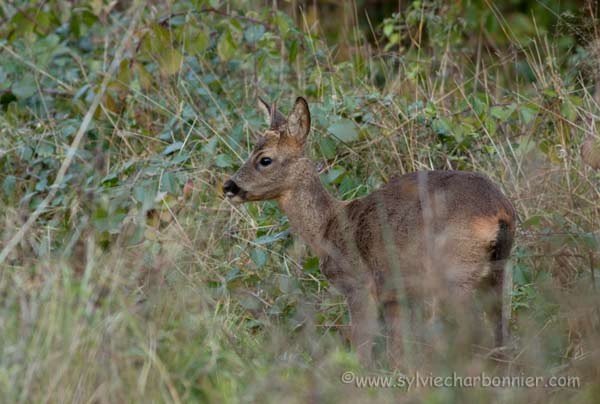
<box><xmin>158</xmin><ymin>7</ymin><xmax>274</xmax><ymax>31</ymax></box>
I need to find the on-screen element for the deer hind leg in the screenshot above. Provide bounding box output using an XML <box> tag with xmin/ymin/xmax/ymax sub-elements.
<box><xmin>341</xmin><ymin>278</ymin><xmax>379</xmax><ymax>367</ymax></box>
<box><xmin>381</xmin><ymin>298</ymin><xmax>407</xmax><ymax>370</ymax></box>
<box><xmin>375</xmin><ymin>268</ymin><xmax>415</xmax><ymax>369</ymax></box>
<box><xmin>443</xmin><ymin>259</ymin><xmax>508</xmax><ymax>352</ymax></box>
<box><xmin>432</xmin><ymin>259</ymin><xmax>490</xmax><ymax>350</ymax></box>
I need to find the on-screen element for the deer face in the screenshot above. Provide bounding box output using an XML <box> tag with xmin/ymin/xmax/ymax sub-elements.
<box><xmin>223</xmin><ymin>97</ymin><xmax>311</xmax><ymax>203</ymax></box>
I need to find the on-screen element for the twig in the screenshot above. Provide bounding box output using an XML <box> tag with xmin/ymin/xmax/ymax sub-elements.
<box><xmin>591</xmin><ymin>251</ymin><xmax>597</xmax><ymax>291</ymax></box>
<box><xmin>158</xmin><ymin>7</ymin><xmax>274</xmax><ymax>31</ymax></box>
<box><xmin>0</xmin><ymin>6</ymin><xmax>142</xmax><ymax>267</ymax></box>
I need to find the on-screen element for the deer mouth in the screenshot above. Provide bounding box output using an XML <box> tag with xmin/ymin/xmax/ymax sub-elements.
<box><xmin>223</xmin><ymin>179</ymin><xmax>248</xmax><ymax>203</ymax></box>
<box><xmin>223</xmin><ymin>188</ymin><xmax>248</xmax><ymax>203</ymax></box>
<box><xmin>226</xmin><ymin>193</ymin><xmax>247</xmax><ymax>204</ymax></box>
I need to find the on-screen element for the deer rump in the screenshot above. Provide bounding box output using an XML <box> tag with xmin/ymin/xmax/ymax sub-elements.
<box><xmin>321</xmin><ymin>170</ymin><xmax>515</xmax><ymax>347</ymax></box>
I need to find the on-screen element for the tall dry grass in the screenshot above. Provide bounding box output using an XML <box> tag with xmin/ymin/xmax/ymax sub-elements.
<box><xmin>0</xmin><ymin>0</ymin><xmax>599</xmax><ymax>402</ymax></box>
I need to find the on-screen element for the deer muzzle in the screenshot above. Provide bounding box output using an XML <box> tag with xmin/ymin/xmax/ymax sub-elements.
<box><xmin>222</xmin><ymin>179</ymin><xmax>248</xmax><ymax>203</ymax></box>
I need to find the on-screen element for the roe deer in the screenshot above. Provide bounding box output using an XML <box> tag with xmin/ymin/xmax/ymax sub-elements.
<box><xmin>223</xmin><ymin>97</ymin><xmax>516</xmax><ymax>367</ymax></box>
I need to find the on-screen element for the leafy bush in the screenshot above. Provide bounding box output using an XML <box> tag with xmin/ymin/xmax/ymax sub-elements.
<box><xmin>0</xmin><ymin>0</ymin><xmax>599</xmax><ymax>402</ymax></box>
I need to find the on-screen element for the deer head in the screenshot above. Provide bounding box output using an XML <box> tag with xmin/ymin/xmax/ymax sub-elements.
<box><xmin>223</xmin><ymin>97</ymin><xmax>312</xmax><ymax>203</ymax></box>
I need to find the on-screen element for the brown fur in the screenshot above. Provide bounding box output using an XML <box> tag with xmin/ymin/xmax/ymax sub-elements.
<box><xmin>224</xmin><ymin>97</ymin><xmax>517</xmax><ymax>367</ymax></box>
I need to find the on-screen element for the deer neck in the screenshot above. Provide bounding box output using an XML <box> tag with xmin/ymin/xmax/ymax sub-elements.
<box><xmin>277</xmin><ymin>163</ymin><xmax>340</xmax><ymax>257</ymax></box>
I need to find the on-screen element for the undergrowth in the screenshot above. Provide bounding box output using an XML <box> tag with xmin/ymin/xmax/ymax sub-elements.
<box><xmin>0</xmin><ymin>0</ymin><xmax>599</xmax><ymax>402</ymax></box>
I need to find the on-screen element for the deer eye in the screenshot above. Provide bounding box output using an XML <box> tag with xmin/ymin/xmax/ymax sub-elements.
<box><xmin>259</xmin><ymin>157</ymin><xmax>273</xmax><ymax>167</ymax></box>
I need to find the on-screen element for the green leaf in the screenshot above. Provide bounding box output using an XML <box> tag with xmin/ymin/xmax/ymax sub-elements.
<box><xmin>513</xmin><ymin>264</ymin><xmax>531</xmax><ymax>286</ymax></box>
<box><xmin>3</xmin><ymin>175</ymin><xmax>16</xmax><ymax>197</ymax></box>
<box><xmin>490</xmin><ymin>104</ymin><xmax>516</xmax><ymax>121</ymax></box>
<box><xmin>239</xmin><ymin>295</ymin><xmax>262</xmax><ymax>310</ymax></box>
<box><xmin>214</xmin><ymin>154</ymin><xmax>233</xmax><ymax>168</ymax></box>
<box><xmin>288</xmin><ymin>39</ymin><xmax>298</xmax><ymax>63</ymax></box>
<box><xmin>383</xmin><ymin>23</ymin><xmax>394</xmax><ymax>38</ymax></box>
<box><xmin>12</xmin><ymin>76</ymin><xmax>37</xmax><ymax>98</ymax></box>
<box><xmin>18</xmin><ymin>146</ymin><xmax>33</xmax><ymax>162</ymax></box>
<box><xmin>560</xmin><ymin>100</ymin><xmax>576</xmax><ymax>121</ymax></box>
<box><xmin>278</xmin><ymin>275</ymin><xmax>297</xmax><ymax>294</ymax></box>
<box><xmin>158</xmin><ymin>48</ymin><xmax>183</xmax><ymax>76</ymax></box>
<box><xmin>484</xmin><ymin>117</ymin><xmax>497</xmax><ymax>136</ymax></box>
<box><xmin>61</xmin><ymin>125</ymin><xmax>77</xmax><ymax>138</ymax></box>
<box><xmin>135</xmin><ymin>63</ymin><xmax>152</xmax><ymax>90</ymax></box>
<box><xmin>519</xmin><ymin>105</ymin><xmax>538</xmax><ymax>124</ymax></box>
<box><xmin>160</xmin><ymin>171</ymin><xmax>179</xmax><ymax>195</ymax></box>
<box><xmin>338</xmin><ymin>175</ymin><xmax>360</xmax><ymax>197</ymax></box>
<box><xmin>542</xmin><ymin>88</ymin><xmax>558</xmax><ymax>98</ymax></box>
<box><xmin>34</xmin><ymin>178</ymin><xmax>48</xmax><ymax>192</ymax></box>
<box><xmin>328</xmin><ymin>119</ymin><xmax>359</xmax><ymax>142</ymax></box>
<box><xmin>244</xmin><ymin>25</ymin><xmax>265</xmax><ymax>43</ymax></box>
<box><xmin>225</xmin><ymin>267</ymin><xmax>241</xmax><ymax>283</ymax></box>
<box><xmin>0</xmin><ymin>66</ymin><xmax>9</xmax><ymax>91</ymax></box>
<box><xmin>274</xmin><ymin>11</ymin><xmax>290</xmax><ymax>36</ymax></box>
<box><xmin>250</xmin><ymin>248</ymin><xmax>268</xmax><ymax>268</ymax></box>
<box><xmin>127</xmin><ymin>224</ymin><xmax>145</xmax><ymax>246</ymax></box>
<box><xmin>101</xmin><ymin>173</ymin><xmax>119</xmax><ymax>187</ymax></box>
<box><xmin>322</xmin><ymin>166</ymin><xmax>345</xmax><ymax>184</ymax></box>
<box><xmin>203</xmin><ymin>137</ymin><xmax>218</xmax><ymax>155</ymax></box>
<box><xmin>254</xmin><ymin>230</ymin><xmax>290</xmax><ymax>245</ymax></box>
<box><xmin>319</xmin><ymin>136</ymin><xmax>337</xmax><ymax>159</ymax></box>
<box><xmin>490</xmin><ymin>106</ymin><xmax>505</xmax><ymax>120</ymax></box>
<box><xmin>183</xmin><ymin>26</ymin><xmax>209</xmax><ymax>56</ymax></box>
<box><xmin>302</xmin><ymin>256</ymin><xmax>320</xmax><ymax>273</ymax></box>
<box><xmin>163</xmin><ymin>141</ymin><xmax>184</xmax><ymax>155</ymax></box>
<box><xmin>521</xmin><ymin>215</ymin><xmax>543</xmax><ymax>229</ymax></box>
<box><xmin>582</xmin><ymin>233</ymin><xmax>599</xmax><ymax>250</ymax></box>
<box><xmin>217</xmin><ymin>31</ymin><xmax>236</xmax><ymax>62</ymax></box>
<box><xmin>36</xmin><ymin>143</ymin><xmax>54</xmax><ymax>157</ymax></box>
<box><xmin>432</xmin><ymin>117</ymin><xmax>452</xmax><ymax>135</ymax></box>
<box><xmin>385</xmin><ymin>33</ymin><xmax>399</xmax><ymax>49</ymax></box>
<box><xmin>133</xmin><ymin>182</ymin><xmax>157</xmax><ymax>212</ymax></box>
<box><xmin>470</xmin><ymin>96</ymin><xmax>487</xmax><ymax>115</ymax></box>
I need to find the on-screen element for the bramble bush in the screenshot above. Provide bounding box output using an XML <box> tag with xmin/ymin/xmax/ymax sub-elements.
<box><xmin>0</xmin><ymin>0</ymin><xmax>599</xmax><ymax>402</ymax></box>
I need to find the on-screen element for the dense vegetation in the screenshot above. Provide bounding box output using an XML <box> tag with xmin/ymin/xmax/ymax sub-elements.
<box><xmin>1</xmin><ymin>0</ymin><xmax>599</xmax><ymax>402</ymax></box>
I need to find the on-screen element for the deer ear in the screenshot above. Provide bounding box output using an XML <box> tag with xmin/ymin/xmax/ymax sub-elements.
<box><xmin>287</xmin><ymin>97</ymin><xmax>310</xmax><ymax>145</ymax></box>
<box><xmin>257</xmin><ymin>97</ymin><xmax>286</xmax><ymax>130</ymax></box>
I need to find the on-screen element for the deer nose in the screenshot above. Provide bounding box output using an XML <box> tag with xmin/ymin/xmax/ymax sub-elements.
<box><xmin>223</xmin><ymin>179</ymin><xmax>240</xmax><ymax>197</ymax></box>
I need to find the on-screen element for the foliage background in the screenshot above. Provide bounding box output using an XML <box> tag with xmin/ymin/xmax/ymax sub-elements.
<box><xmin>0</xmin><ymin>0</ymin><xmax>599</xmax><ymax>402</ymax></box>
